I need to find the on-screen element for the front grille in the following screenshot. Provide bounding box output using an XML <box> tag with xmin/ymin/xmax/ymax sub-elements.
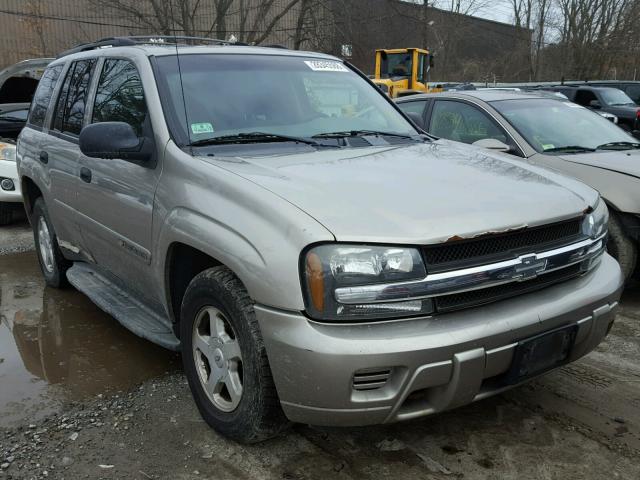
<box><xmin>435</xmin><ymin>263</ymin><xmax>582</xmax><ymax>313</ymax></box>
<box><xmin>423</xmin><ymin>218</ymin><xmax>583</xmax><ymax>272</ymax></box>
<box><xmin>352</xmin><ymin>368</ymin><xmax>392</xmax><ymax>391</ymax></box>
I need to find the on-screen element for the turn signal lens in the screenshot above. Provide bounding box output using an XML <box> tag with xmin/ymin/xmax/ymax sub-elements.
<box><xmin>305</xmin><ymin>252</ymin><xmax>325</xmax><ymax>312</ymax></box>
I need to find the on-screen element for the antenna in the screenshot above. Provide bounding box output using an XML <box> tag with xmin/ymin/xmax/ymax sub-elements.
<box><xmin>168</xmin><ymin>2</ymin><xmax>193</xmax><ymax>155</ymax></box>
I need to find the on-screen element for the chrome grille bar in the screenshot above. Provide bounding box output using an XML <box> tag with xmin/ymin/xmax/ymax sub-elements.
<box><xmin>334</xmin><ymin>235</ymin><xmax>606</xmax><ymax>305</ymax></box>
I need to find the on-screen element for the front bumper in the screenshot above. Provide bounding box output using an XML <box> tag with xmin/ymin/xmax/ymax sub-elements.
<box><xmin>257</xmin><ymin>254</ymin><xmax>623</xmax><ymax>426</ymax></box>
<box><xmin>0</xmin><ymin>160</ymin><xmax>22</xmax><ymax>203</ymax></box>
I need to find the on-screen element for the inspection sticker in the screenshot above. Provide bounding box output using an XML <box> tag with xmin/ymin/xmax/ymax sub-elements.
<box><xmin>304</xmin><ymin>60</ymin><xmax>349</xmax><ymax>72</ymax></box>
<box><xmin>191</xmin><ymin>122</ymin><xmax>214</xmax><ymax>134</ymax></box>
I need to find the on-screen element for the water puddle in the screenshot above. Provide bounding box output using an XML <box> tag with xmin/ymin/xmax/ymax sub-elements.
<box><xmin>0</xmin><ymin>251</ymin><xmax>180</xmax><ymax>427</ymax></box>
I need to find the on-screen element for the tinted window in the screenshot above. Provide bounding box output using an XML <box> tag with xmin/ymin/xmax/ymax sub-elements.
<box><xmin>574</xmin><ymin>90</ymin><xmax>598</xmax><ymax>106</ymax></box>
<box><xmin>429</xmin><ymin>100</ymin><xmax>507</xmax><ymax>144</ymax></box>
<box><xmin>28</xmin><ymin>65</ymin><xmax>63</xmax><ymax>128</ymax></box>
<box><xmin>625</xmin><ymin>85</ymin><xmax>640</xmax><ymax>104</ymax></box>
<box><xmin>92</xmin><ymin>59</ymin><xmax>147</xmax><ymax>136</ymax></box>
<box><xmin>53</xmin><ymin>60</ymin><xmax>96</xmax><ymax>135</ymax></box>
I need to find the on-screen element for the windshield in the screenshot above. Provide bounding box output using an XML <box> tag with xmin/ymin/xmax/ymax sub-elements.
<box><xmin>599</xmin><ymin>88</ymin><xmax>635</xmax><ymax>106</ymax></box>
<box><xmin>154</xmin><ymin>54</ymin><xmax>416</xmax><ymax>146</ymax></box>
<box><xmin>491</xmin><ymin>98</ymin><xmax>636</xmax><ymax>153</ymax></box>
<box><xmin>380</xmin><ymin>53</ymin><xmax>413</xmax><ymax>79</ymax></box>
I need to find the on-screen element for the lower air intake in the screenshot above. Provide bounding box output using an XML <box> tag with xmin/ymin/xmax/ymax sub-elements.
<box><xmin>352</xmin><ymin>368</ymin><xmax>392</xmax><ymax>391</ymax></box>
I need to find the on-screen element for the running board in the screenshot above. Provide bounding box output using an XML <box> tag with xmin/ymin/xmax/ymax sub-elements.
<box><xmin>66</xmin><ymin>263</ymin><xmax>180</xmax><ymax>351</ymax></box>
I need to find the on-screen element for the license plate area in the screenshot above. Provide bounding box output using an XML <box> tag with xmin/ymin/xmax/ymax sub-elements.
<box><xmin>504</xmin><ymin>324</ymin><xmax>578</xmax><ymax>385</ymax></box>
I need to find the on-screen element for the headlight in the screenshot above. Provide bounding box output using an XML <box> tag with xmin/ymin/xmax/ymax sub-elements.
<box><xmin>582</xmin><ymin>197</ymin><xmax>609</xmax><ymax>239</ymax></box>
<box><xmin>303</xmin><ymin>244</ymin><xmax>433</xmax><ymax>321</ymax></box>
<box><xmin>0</xmin><ymin>142</ymin><xmax>16</xmax><ymax>162</ymax></box>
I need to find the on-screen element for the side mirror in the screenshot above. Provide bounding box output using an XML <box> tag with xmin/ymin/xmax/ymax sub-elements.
<box><xmin>405</xmin><ymin>111</ymin><xmax>426</xmax><ymax>130</ymax></box>
<box><xmin>79</xmin><ymin>122</ymin><xmax>153</xmax><ymax>162</ymax></box>
<box><xmin>589</xmin><ymin>99</ymin><xmax>602</xmax><ymax>109</ymax></box>
<box><xmin>472</xmin><ymin>138</ymin><xmax>512</xmax><ymax>153</ymax></box>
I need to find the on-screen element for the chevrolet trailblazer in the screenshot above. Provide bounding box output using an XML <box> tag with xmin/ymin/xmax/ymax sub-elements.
<box><xmin>17</xmin><ymin>36</ymin><xmax>623</xmax><ymax>443</ymax></box>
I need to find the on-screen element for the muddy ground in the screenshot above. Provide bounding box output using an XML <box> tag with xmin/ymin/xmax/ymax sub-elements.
<box><xmin>1</xmin><ymin>221</ymin><xmax>639</xmax><ymax>480</ymax></box>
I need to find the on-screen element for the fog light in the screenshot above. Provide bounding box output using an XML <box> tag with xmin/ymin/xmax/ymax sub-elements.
<box><xmin>0</xmin><ymin>178</ymin><xmax>15</xmax><ymax>191</ymax></box>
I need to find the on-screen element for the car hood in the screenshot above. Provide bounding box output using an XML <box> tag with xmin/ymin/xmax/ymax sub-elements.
<box><xmin>201</xmin><ymin>141</ymin><xmax>598</xmax><ymax>244</ymax></box>
<box><xmin>557</xmin><ymin>149</ymin><xmax>640</xmax><ymax>179</ymax></box>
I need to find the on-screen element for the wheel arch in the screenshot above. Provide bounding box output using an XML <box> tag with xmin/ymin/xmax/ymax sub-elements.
<box><xmin>20</xmin><ymin>175</ymin><xmax>43</xmax><ymax>220</ymax></box>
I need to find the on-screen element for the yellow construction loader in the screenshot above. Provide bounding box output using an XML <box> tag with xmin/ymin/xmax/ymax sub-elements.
<box><xmin>372</xmin><ymin>48</ymin><xmax>441</xmax><ymax>98</ymax></box>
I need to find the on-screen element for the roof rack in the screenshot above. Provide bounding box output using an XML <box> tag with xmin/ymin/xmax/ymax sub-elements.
<box><xmin>57</xmin><ymin>35</ymin><xmax>248</xmax><ymax>58</ymax></box>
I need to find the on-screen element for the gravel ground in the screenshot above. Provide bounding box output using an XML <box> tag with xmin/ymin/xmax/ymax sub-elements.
<box><xmin>0</xmin><ymin>220</ymin><xmax>33</xmax><ymax>256</ymax></box>
<box><xmin>1</xmin><ymin>221</ymin><xmax>639</xmax><ymax>480</ymax></box>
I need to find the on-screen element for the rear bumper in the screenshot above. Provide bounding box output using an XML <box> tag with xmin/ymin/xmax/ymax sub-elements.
<box><xmin>0</xmin><ymin>160</ymin><xmax>22</xmax><ymax>203</ymax></box>
<box><xmin>257</xmin><ymin>254</ymin><xmax>624</xmax><ymax>426</ymax></box>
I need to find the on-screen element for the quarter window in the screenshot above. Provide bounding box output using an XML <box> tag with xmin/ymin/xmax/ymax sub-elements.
<box><xmin>53</xmin><ymin>60</ymin><xmax>96</xmax><ymax>136</ymax></box>
<box><xmin>429</xmin><ymin>100</ymin><xmax>507</xmax><ymax>144</ymax></box>
<box><xmin>92</xmin><ymin>59</ymin><xmax>147</xmax><ymax>136</ymax></box>
<box><xmin>27</xmin><ymin>65</ymin><xmax>63</xmax><ymax>128</ymax></box>
<box><xmin>398</xmin><ymin>101</ymin><xmax>427</xmax><ymax>116</ymax></box>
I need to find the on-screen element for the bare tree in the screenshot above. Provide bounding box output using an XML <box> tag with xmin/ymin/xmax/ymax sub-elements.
<box><xmin>22</xmin><ymin>0</ymin><xmax>49</xmax><ymax>57</ymax></box>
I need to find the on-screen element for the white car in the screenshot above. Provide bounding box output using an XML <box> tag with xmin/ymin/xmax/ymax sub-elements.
<box><xmin>0</xmin><ymin>58</ymin><xmax>52</xmax><ymax>224</ymax></box>
<box><xmin>0</xmin><ymin>139</ymin><xmax>20</xmax><ymax>224</ymax></box>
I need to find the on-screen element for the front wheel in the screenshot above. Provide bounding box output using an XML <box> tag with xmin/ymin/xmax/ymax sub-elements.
<box><xmin>607</xmin><ymin>212</ymin><xmax>638</xmax><ymax>281</ymax></box>
<box><xmin>180</xmin><ymin>266</ymin><xmax>288</xmax><ymax>443</ymax></box>
<box><xmin>32</xmin><ymin>198</ymin><xmax>70</xmax><ymax>288</ymax></box>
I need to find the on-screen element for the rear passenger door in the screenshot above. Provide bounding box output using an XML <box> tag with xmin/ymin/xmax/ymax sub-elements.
<box><xmin>44</xmin><ymin>59</ymin><xmax>96</xmax><ymax>248</ymax></box>
<box><xmin>76</xmin><ymin>58</ymin><xmax>160</xmax><ymax>300</ymax></box>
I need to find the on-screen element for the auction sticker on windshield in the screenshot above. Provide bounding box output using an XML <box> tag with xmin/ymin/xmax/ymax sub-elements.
<box><xmin>304</xmin><ymin>60</ymin><xmax>349</xmax><ymax>72</ymax></box>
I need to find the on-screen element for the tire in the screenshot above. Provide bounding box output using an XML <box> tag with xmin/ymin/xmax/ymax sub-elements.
<box><xmin>32</xmin><ymin>198</ymin><xmax>70</xmax><ymax>288</ymax></box>
<box><xmin>607</xmin><ymin>212</ymin><xmax>638</xmax><ymax>281</ymax></box>
<box><xmin>180</xmin><ymin>266</ymin><xmax>288</xmax><ymax>443</ymax></box>
<box><xmin>0</xmin><ymin>202</ymin><xmax>13</xmax><ymax>225</ymax></box>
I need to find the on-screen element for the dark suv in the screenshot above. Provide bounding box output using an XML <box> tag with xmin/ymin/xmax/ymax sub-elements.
<box><xmin>550</xmin><ymin>86</ymin><xmax>640</xmax><ymax>131</ymax></box>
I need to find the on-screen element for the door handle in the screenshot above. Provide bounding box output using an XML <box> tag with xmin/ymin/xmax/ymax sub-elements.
<box><xmin>39</xmin><ymin>151</ymin><xmax>48</xmax><ymax>164</ymax></box>
<box><xmin>79</xmin><ymin>167</ymin><xmax>92</xmax><ymax>183</ymax></box>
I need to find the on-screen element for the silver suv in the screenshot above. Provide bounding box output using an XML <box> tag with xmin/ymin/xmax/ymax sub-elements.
<box><xmin>17</xmin><ymin>37</ymin><xmax>623</xmax><ymax>443</ymax></box>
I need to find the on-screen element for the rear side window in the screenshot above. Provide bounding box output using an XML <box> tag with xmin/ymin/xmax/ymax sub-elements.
<box><xmin>52</xmin><ymin>59</ymin><xmax>96</xmax><ymax>136</ymax></box>
<box><xmin>28</xmin><ymin>65</ymin><xmax>63</xmax><ymax>128</ymax></box>
<box><xmin>92</xmin><ymin>59</ymin><xmax>147</xmax><ymax>136</ymax></box>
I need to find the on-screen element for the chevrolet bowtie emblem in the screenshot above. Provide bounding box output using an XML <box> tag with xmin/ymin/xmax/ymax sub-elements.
<box><xmin>513</xmin><ymin>254</ymin><xmax>548</xmax><ymax>281</ymax></box>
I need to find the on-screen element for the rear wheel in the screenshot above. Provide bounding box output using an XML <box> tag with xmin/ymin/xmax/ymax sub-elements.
<box><xmin>180</xmin><ymin>266</ymin><xmax>288</xmax><ymax>443</ymax></box>
<box><xmin>607</xmin><ymin>212</ymin><xmax>637</xmax><ymax>281</ymax></box>
<box><xmin>0</xmin><ymin>202</ymin><xmax>13</xmax><ymax>225</ymax></box>
<box><xmin>32</xmin><ymin>198</ymin><xmax>70</xmax><ymax>288</ymax></box>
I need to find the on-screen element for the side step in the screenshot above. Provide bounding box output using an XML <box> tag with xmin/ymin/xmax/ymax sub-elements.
<box><xmin>66</xmin><ymin>263</ymin><xmax>181</xmax><ymax>351</ymax></box>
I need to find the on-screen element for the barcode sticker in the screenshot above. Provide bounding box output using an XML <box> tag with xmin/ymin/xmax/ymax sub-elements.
<box><xmin>304</xmin><ymin>60</ymin><xmax>349</xmax><ymax>72</ymax></box>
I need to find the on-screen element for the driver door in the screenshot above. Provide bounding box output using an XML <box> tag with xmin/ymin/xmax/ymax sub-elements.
<box><xmin>76</xmin><ymin>58</ymin><xmax>161</xmax><ymax>302</ymax></box>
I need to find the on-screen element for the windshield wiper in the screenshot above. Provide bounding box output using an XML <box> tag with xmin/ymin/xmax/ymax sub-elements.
<box><xmin>312</xmin><ymin>130</ymin><xmax>415</xmax><ymax>139</ymax></box>
<box><xmin>190</xmin><ymin>132</ymin><xmax>320</xmax><ymax>147</ymax></box>
<box><xmin>596</xmin><ymin>141</ymin><xmax>640</xmax><ymax>150</ymax></box>
<box><xmin>543</xmin><ymin>145</ymin><xmax>596</xmax><ymax>153</ymax></box>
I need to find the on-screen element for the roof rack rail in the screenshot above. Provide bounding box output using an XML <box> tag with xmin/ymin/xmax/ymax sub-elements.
<box><xmin>57</xmin><ymin>35</ymin><xmax>247</xmax><ymax>58</ymax></box>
